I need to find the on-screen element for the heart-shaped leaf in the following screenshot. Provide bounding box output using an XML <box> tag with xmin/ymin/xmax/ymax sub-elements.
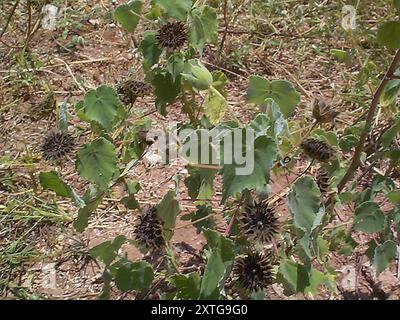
<box><xmin>247</xmin><ymin>76</ymin><xmax>300</xmax><ymax>118</ymax></box>
<box><xmin>373</xmin><ymin>240</ymin><xmax>397</xmax><ymax>274</ymax></box>
<box><xmin>114</xmin><ymin>260</ymin><xmax>154</xmax><ymax>292</ymax></box>
<box><xmin>76</xmin><ymin>138</ymin><xmax>118</xmax><ymax>190</ymax></box>
<box><xmin>221</xmin><ymin>134</ymin><xmax>278</xmax><ymax>203</ymax></box>
<box><xmin>353</xmin><ymin>202</ymin><xmax>385</xmax><ymax>234</ymax></box>
<box><xmin>83</xmin><ymin>85</ymin><xmax>123</xmax><ymax>131</ymax></box>
<box><xmin>113</xmin><ymin>1</ymin><xmax>143</xmax><ymax>34</ymax></box>
<box><xmin>151</xmin><ymin>0</ymin><xmax>192</xmax><ymax>21</ymax></box>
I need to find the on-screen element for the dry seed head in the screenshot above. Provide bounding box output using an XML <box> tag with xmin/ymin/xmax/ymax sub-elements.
<box><xmin>156</xmin><ymin>21</ymin><xmax>188</xmax><ymax>51</ymax></box>
<box><xmin>41</xmin><ymin>131</ymin><xmax>75</xmax><ymax>162</ymax></box>
<box><xmin>117</xmin><ymin>80</ymin><xmax>152</xmax><ymax>105</ymax></box>
<box><xmin>312</xmin><ymin>98</ymin><xmax>339</xmax><ymax>124</ymax></box>
<box><xmin>316</xmin><ymin>169</ymin><xmax>330</xmax><ymax>193</ymax></box>
<box><xmin>239</xmin><ymin>201</ymin><xmax>279</xmax><ymax>244</ymax></box>
<box><xmin>133</xmin><ymin>206</ymin><xmax>166</xmax><ymax>252</ymax></box>
<box><xmin>300</xmin><ymin>138</ymin><xmax>335</xmax><ymax>162</ymax></box>
<box><xmin>233</xmin><ymin>251</ymin><xmax>273</xmax><ymax>292</ymax></box>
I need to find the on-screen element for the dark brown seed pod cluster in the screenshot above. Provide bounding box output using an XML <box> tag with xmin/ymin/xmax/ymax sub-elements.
<box><xmin>41</xmin><ymin>131</ymin><xmax>75</xmax><ymax>162</ymax></box>
<box><xmin>300</xmin><ymin>138</ymin><xmax>335</xmax><ymax>162</ymax></box>
<box><xmin>133</xmin><ymin>206</ymin><xmax>166</xmax><ymax>252</ymax></box>
<box><xmin>233</xmin><ymin>252</ymin><xmax>273</xmax><ymax>292</ymax></box>
<box><xmin>316</xmin><ymin>169</ymin><xmax>330</xmax><ymax>193</ymax></box>
<box><xmin>239</xmin><ymin>201</ymin><xmax>279</xmax><ymax>244</ymax></box>
<box><xmin>156</xmin><ymin>21</ymin><xmax>188</xmax><ymax>51</ymax></box>
<box><xmin>312</xmin><ymin>98</ymin><xmax>339</xmax><ymax>124</ymax></box>
<box><xmin>116</xmin><ymin>80</ymin><xmax>152</xmax><ymax>105</ymax></box>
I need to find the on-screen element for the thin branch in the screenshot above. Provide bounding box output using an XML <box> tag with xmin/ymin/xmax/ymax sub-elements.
<box><xmin>224</xmin><ymin>194</ymin><xmax>245</xmax><ymax>237</ymax></box>
<box><xmin>0</xmin><ymin>0</ymin><xmax>20</xmax><ymax>40</ymax></box>
<box><xmin>337</xmin><ymin>49</ymin><xmax>400</xmax><ymax>193</ymax></box>
<box><xmin>218</xmin><ymin>0</ymin><xmax>229</xmax><ymax>57</ymax></box>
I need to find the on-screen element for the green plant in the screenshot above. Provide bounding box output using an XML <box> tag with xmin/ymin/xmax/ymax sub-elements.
<box><xmin>21</xmin><ymin>0</ymin><xmax>400</xmax><ymax>300</ymax></box>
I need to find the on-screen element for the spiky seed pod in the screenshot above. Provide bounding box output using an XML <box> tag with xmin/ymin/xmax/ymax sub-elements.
<box><xmin>316</xmin><ymin>169</ymin><xmax>330</xmax><ymax>193</ymax></box>
<box><xmin>116</xmin><ymin>80</ymin><xmax>152</xmax><ymax>105</ymax></box>
<box><xmin>233</xmin><ymin>252</ymin><xmax>273</xmax><ymax>292</ymax></box>
<box><xmin>300</xmin><ymin>138</ymin><xmax>335</xmax><ymax>162</ymax></box>
<box><xmin>133</xmin><ymin>206</ymin><xmax>166</xmax><ymax>252</ymax></box>
<box><xmin>156</xmin><ymin>21</ymin><xmax>188</xmax><ymax>51</ymax></box>
<box><xmin>41</xmin><ymin>131</ymin><xmax>75</xmax><ymax>162</ymax></box>
<box><xmin>312</xmin><ymin>98</ymin><xmax>339</xmax><ymax>124</ymax></box>
<box><xmin>239</xmin><ymin>201</ymin><xmax>279</xmax><ymax>244</ymax></box>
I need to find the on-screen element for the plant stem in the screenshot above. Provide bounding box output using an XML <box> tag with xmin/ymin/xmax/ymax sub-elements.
<box><xmin>337</xmin><ymin>49</ymin><xmax>400</xmax><ymax>193</ymax></box>
<box><xmin>218</xmin><ymin>0</ymin><xmax>229</xmax><ymax>57</ymax></box>
<box><xmin>224</xmin><ymin>194</ymin><xmax>245</xmax><ymax>237</ymax></box>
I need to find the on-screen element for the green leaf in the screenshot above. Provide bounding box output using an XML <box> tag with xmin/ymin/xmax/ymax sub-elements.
<box><xmin>152</xmin><ymin>70</ymin><xmax>181</xmax><ymax>105</ymax></box>
<box><xmin>373</xmin><ymin>240</ymin><xmax>397</xmax><ymax>274</ymax></box>
<box><xmin>353</xmin><ymin>202</ymin><xmax>385</xmax><ymax>234</ymax></box>
<box><xmin>211</xmin><ymin>71</ymin><xmax>229</xmax><ymax>93</ymax></box>
<box><xmin>387</xmin><ymin>189</ymin><xmax>400</xmax><ymax>205</ymax></box>
<box><xmin>377</xmin><ymin>21</ymin><xmax>400</xmax><ymax>49</ymax></box>
<box><xmin>204</xmin><ymin>88</ymin><xmax>228</xmax><ymax>125</ymax></box>
<box><xmin>339</xmin><ymin>134</ymin><xmax>359</xmax><ymax>151</ymax></box>
<box><xmin>151</xmin><ymin>0</ymin><xmax>192</xmax><ymax>21</ymax></box>
<box><xmin>200</xmin><ymin>229</ymin><xmax>234</xmax><ymax>299</ymax></box>
<box><xmin>82</xmin><ymin>85</ymin><xmax>123</xmax><ymax>131</ymax></box>
<box><xmin>114</xmin><ymin>260</ymin><xmax>154</xmax><ymax>292</ymax></box>
<box><xmin>169</xmin><ymin>272</ymin><xmax>201</xmax><ymax>299</ymax></box>
<box><xmin>156</xmin><ymin>190</ymin><xmax>181</xmax><ymax>241</ymax></box>
<box><xmin>76</xmin><ymin>138</ymin><xmax>118</xmax><ymax>190</ymax></box>
<box><xmin>382</xmin><ymin>116</ymin><xmax>400</xmax><ymax>148</ymax></box>
<box><xmin>181</xmin><ymin>205</ymin><xmax>215</xmax><ymax>234</ymax></box>
<box><xmin>140</xmin><ymin>31</ymin><xmax>162</xmax><ymax>67</ymax></box>
<box><xmin>167</xmin><ymin>53</ymin><xmax>185</xmax><ymax>82</ymax></box>
<box><xmin>121</xmin><ymin>179</ymin><xmax>141</xmax><ymax>210</ymax></box>
<box><xmin>380</xmin><ymin>70</ymin><xmax>400</xmax><ymax>108</ymax></box>
<box><xmin>74</xmin><ymin>189</ymin><xmax>104</xmax><ymax>232</ymax></box>
<box><xmin>328</xmin><ymin>226</ymin><xmax>357</xmax><ymax>256</ymax></box>
<box><xmin>39</xmin><ymin>171</ymin><xmax>72</xmax><ymax>198</ymax></box>
<box><xmin>189</xmin><ymin>5</ymin><xmax>218</xmax><ymax>53</ymax></box>
<box><xmin>247</xmin><ymin>76</ymin><xmax>300</xmax><ymax>118</ymax></box>
<box><xmin>221</xmin><ymin>134</ymin><xmax>278</xmax><ymax>203</ymax></box>
<box><xmin>277</xmin><ymin>259</ymin><xmax>310</xmax><ymax>296</ymax></box>
<box><xmin>250</xmin><ymin>113</ymin><xmax>270</xmax><ymax>138</ymax></box>
<box><xmin>329</xmin><ymin>49</ymin><xmax>349</xmax><ymax>62</ymax></box>
<box><xmin>113</xmin><ymin>1</ymin><xmax>143</xmax><ymax>34</ymax></box>
<box><xmin>39</xmin><ymin>171</ymin><xmax>84</xmax><ymax>207</ymax></box>
<box><xmin>90</xmin><ymin>236</ymin><xmax>126</xmax><ymax>265</ymax></box>
<box><xmin>287</xmin><ymin>176</ymin><xmax>322</xmax><ymax>235</ymax></box>
<box><xmin>184</xmin><ymin>167</ymin><xmax>216</xmax><ymax>201</ymax></box>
